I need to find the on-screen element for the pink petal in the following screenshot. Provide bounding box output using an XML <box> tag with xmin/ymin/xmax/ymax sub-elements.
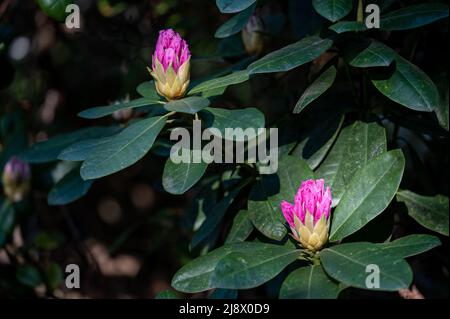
<box><xmin>281</xmin><ymin>200</ymin><xmax>295</xmax><ymax>228</ymax></box>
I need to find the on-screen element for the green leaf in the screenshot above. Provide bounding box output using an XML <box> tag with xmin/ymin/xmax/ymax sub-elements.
<box><xmin>136</xmin><ymin>81</ymin><xmax>160</xmax><ymax>99</ymax></box>
<box><xmin>330</xmin><ymin>150</ymin><xmax>405</xmax><ymax>241</ymax></box>
<box><xmin>34</xmin><ymin>231</ymin><xmax>65</xmax><ymax>250</ymax></box>
<box><xmin>58</xmin><ymin>131</ymin><xmax>120</xmax><ymax>162</ymax></box>
<box><xmin>16</xmin><ymin>265</ymin><xmax>43</xmax><ymax>287</ymax></box>
<box><xmin>36</xmin><ymin>0</ymin><xmax>71</xmax><ymax>22</ymax></box>
<box><xmin>210</xmin><ymin>288</ymin><xmax>238</xmax><ymax>299</ymax></box>
<box><xmin>329</xmin><ymin>21</ymin><xmax>366</xmax><ymax>33</ymax></box>
<box><xmin>345</xmin><ymin>40</ymin><xmax>395</xmax><ymax>68</ymax></box>
<box><xmin>171</xmin><ymin>242</ymin><xmax>300</xmax><ymax>292</ymax></box>
<box><xmin>321</xmin><ymin>242</ymin><xmax>413</xmax><ymax>291</ymax></box>
<box><xmin>162</xmin><ymin>150</ymin><xmax>208</xmax><ymax>195</ymax></box>
<box><xmin>294</xmin><ymin>65</ymin><xmax>337</xmax><ymax>114</ymax></box>
<box><xmin>371</xmin><ymin>55</ymin><xmax>440</xmax><ymax>112</ymax></box>
<box><xmin>396</xmin><ymin>190</ymin><xmax>449</xmax><ymax>236</ymax></box>
<box><xmin>312</xmin><ymin>0</ymin><xmax>353</xmax><ymax>22</ymax></box>
<box><xmin>248</xmin><ymin>157</ymin><xmax>314</xmax><ymax>240</ymax></box>
<box><xmin>154</xmin><ymin>290</ymin><xmax>181</xmax><ymax>299</ymax></box>
<box><xmin>377</xmin><ymin>235</ymin><xmax>441</xmax><ymax>259</ymax></box>
<box><xmin>201</xmin><ymin>107</ymin><xmax>265</xmax><ymax>141</ymax></box>
<box><xmin>45</xmin><ymin>262</ymin><xmax>63</xmax><ymax>290</ymax></box>
<box><xmin>381</xmin><ymin>3</ymin><xmax>449</xmax><ymax>31</ymax></box>
<box><xmin>279</xmin><ymin>265</ymin><xmax>341</xmax><ymax>299</ymax></box>
<box><xmin>247</xmin><ymin>36</ymin><xmax>333</xmax><ymax>75</ymax></box>
<box><xmin>80</xmin><ymin>116</ymin><xmax>167</xmax><ymax>180</ymax></box>
<box><xmin>164</xmin><ymin>97</ymin><xmax>210</xmax><ymax>115</ymax></box>
<box><xmin>292</xmin><ymin>114</ymin><xmax>344</xmax><ymax>170</ymax></box>
<box><xmin>216</xmin><ymin>0</ymin><xmax>257</xmax><ymax>14</ymax></box>
<box><xmin>191</xmin><ymin>187</ymin><xmax>242</xmax><ymax>249</ymax></box>
<box><xmin>0</xmin><ymin>200</ymin><xmax>15</xmax><ymax>247</ymax></box>
<box><xmin>47</xmin><ymin>166</ymin><xmax>93</xmax><ymax>205</ymax></box>
<box><xmin>225</xmin><ymin>210</ymin><xmax>254</xmax><ymax>244</ymax></box>
<box><xmin>189</xmin><ymin>71</ymin><xmax>249</xmax><ymax>95</ymax></box>
<box><xmin>78</xmin><ymin>97</ymin><xmax>163</xmax><ymax>119</ymax></box>
<box><xmin>215</xmin><ymin>4</ymin><xmax>256</xmax><ymax>38</ymax></box>
<box><xmin>316</xmin><ymin>121</ymin><xmax>387</xmax><ymax>206</ymax></box>
<box><xmin>20</xmin><ymin>126</ymin><xmax>117</xmax><ymax>164</ymax></box>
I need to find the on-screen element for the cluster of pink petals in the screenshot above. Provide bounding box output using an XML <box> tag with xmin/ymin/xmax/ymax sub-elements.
<box><xmin>153</xmin><ymin>29</ymin><xmax>190</xmax><ymax>73</ymax></box>
<box><xmin>281</xmin><ymin>179</ymin><xmax>332</xmax><ymax>227</ymax></box>
<box><xmin>4</xmin><ymin>156</ymin><xmax>31</xmax><ymax>181</ymax></box>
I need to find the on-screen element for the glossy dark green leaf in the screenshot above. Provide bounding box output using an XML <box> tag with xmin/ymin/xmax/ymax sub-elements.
<box><xmin>36</xmin><ymin>0</ymin><xmax>71</xmax><ymax>22</ymax></box>
<box><xmin>189</xmin><ymin>71</ymin><xmax>249</xmax><ymax>95</ymax></box>
<box><xmin>330</xmin><ymin>150</ymin><xmax>405</xmax><ymax>241</ymax></box>
<box><xmin>16</xmin><ymin>265</ymin><xmax>43</xmax><ymax>287</ymax></box>
<box><xmin>201</xmin><ymin>107</ymin><xmax>265</xmax><ymax>141</ymax></box>
<box><xmin>0</xmin><ymin>200</ymin><xmax>15</xmax><ymax>247</ymax></box>
<box><xmin>248</xmin><ymin>157</ymin><xmax>314</xmax><ymax>240</ymax></box>
<box><xmin>47</xmin><ymin>167</ymin><xmax>93</xmax><ymax>205</ymax></box>
<box><xmin>397</xmin><ymin>190</ymin><xmax>449</xmax><ymax>236</ymax></box>
<box><xmin>346</xmin><ymin>40</ymin><xmax>395</xmax><ymax>68</ymax></box>
<box><xmin>381</xmin><ymin>3</ymin><xmax>449</xmax><ymax>31</ymax></box>
<box><xmin>162</xmin><ymin>150</ymin><xmax>208</xmax><ymax>195</ymax></box>
<box><xmin>377</xmin><ymin>234</ymin><xmax>441</xmax><ymax>259</ymax></box>
<box><xmin>216</xmin><ymin>0</ymin><xmax>256</xmax><ymax>13</ymax></box>
<box><xmin>321</xmin><ymin>242</ymin><xmax>413</xmax><ymax>291</ymax></box>
<box><xmin>294</xmin><ymin>65</ymin><xmax>337</xmax><ymax>114</ymax></box>
<box><xmin>316</xmin><ymin>121</ymin><xmax>387</xmax><ymax>206</ymax></box>
<box><xmin>225</xmin><ymin>210</ymin><xmax>254</xmax><ymax>244</ymax></box>
<box><xmin>247</xmin><ymin>36</ymin><xmax>333</xmax><ymax>75</ymax></box>
<box><xmin>312</xmin><ymin>0</ymin><xmax>353</xmax><ymax>22</ymax></box>
<box><xmin>371</xmin><ymin>55</ymin><xmax>440</xmax><ymax>112</ymax></box>
<box><xmin>20</xmin><ymin>126</ymin><xmax>117</xmax><ymax>164</ymax></box>
<box><xmin>154</xmin><ymin>290</ymin><xmax>181</xmax><ymax>299</ymax></box>
<box><xmin>164</xmin><ymin>97</ymin><xmax>210</xmax><ymax>114</ymax></box>
<box><xmin>78</xmin><ymin>97</ymin><xmax>163</xmax><ymax>119</ymax></box>
<box><xmin>329</xmin><ymin>21</ymin><xmax>366</xmax><ymax>33</ymax></box>
<box><xmin>80</xmin><ymin>116</ymin><xmax>167</xmax><ymax>180</ymax></box>
<box><xmin>279</xmin><ymin>265</ymin><xmax>341</xmax><ymax>299</ymax></box>
<box><xmin>136</xmin><ymin>81</ymin><xmax>160</xmax><ymax>99</ymax></box>
<box><xmin>215</xmin><ymin>4</ymin><xmax>256</xmax><ymax>38</ymax></box>
<box><xmin>172</xmin><ymin>242</ymin><xmax>300</xmax><ymax>293</ymax></box>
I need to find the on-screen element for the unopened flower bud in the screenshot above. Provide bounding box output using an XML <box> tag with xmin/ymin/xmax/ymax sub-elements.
<box><xmin>242</xmin><ymin>15</ymin><xmax>264</xmax><ymax>55</ymax></box>
<box><xmin>2</xmin><ymin>156</ymin><xmax>31</xmax><ymax>203</ymax></box>
<box><xmin>281</xmin><ymin>179</ymin><xmax>332</xmax><ymax>252</ymax></box>
<box><xmin>149</xmin><ymin>29</ymin><xmax>191</xmax><ymax>101</ymax></box>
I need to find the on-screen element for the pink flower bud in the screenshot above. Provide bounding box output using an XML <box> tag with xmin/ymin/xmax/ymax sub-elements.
<box><xmin>281</xmin><ymin>179</ymin><xmax>332</xmax><ymax>252</ymax></box>
<box><xmin>150</xmin><ymin>29</ymin><xmax>191</xmax><ymax>100</ymax></box>
<box><xmin>2</xmin><ymin>156</ymin><xmax>31</xmax><ymax>202</ymax></box>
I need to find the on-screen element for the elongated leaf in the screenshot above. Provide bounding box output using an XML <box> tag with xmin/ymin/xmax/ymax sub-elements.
<box><xmin>248</xmin><ymin>157</ymin><xmax>314</xmax><ymax>240</ymax></box>
<box><xmin>371</xmin><ymin>55</ymin><xmax>440</xmax><ymax>112</ymax></box>
<box><xmin>201</xmin><ymin>107</ymin><xmax>265</xmax><ymax>141</ymax></box>
<box><xmin>346</xmin><ymin>40</ymin><xmax>395</xmax><ymax>68</ymax></box>
<box><xmin>78</xmin><ymin>97</ymin><xmax>163</xmax><ymax>119</ymax></box>
<box><xmin>397</xmin><ymin>190</ymin><xmax>449</xmax><ymax>236</ymax></box>
<box><xmin>279</xmin><ymin>265</ymin><xmax>341</xmax><ymax>299</ymax></box>
<box><xmin>36</xmin><ymin>0</ymin><xmax>70</xmax><ymax>22</ymax></box>
<box><xmin>216</xmin><ymin>0</ymin><xmax>256</xmax><ymax>14</ymax></box>
<box><xmin>247</xmin><ymin>36</ymin><xmax>333</xmax><ymax>75</ymax></box>
<box><xmin>215</xmin><ymin>4</ymin><xmax>256</xmax><ymax>38</ymax></box>
<box><xmin>164</xmin><ymin>97</ymin><xmax>210</xmax><ymax>114</ymax></box>
<box><xmin>162</xmin><ymin>150</ymin><xmax>208</xmax><ymax>195</ymax></box>
<box><xmin>294</xmin><ymin>65</ymin><xmax>337</xmax><ymax>114</ymax></box>
<box><xmin>47</xmin><ymin>167</ymin><xmax>93</xmax><ymax>205</ymax></box>
<box><xmin>316</xmin><ymin>121</ymin><xmax>387</xmax><ymax>206</ymax></box>
<box><xmin>191</xmin><ymin>187</ymin><xmax>241</xmax><ymax>249</ymax></box>
<box><xmin>329</xmin><ymin>21</ymin><xmax>366</xmax><ymax>33</ymax></box>
<box><xmin>189</xmin><ymin>71</ymin><xmax>249</xmax><ymax>95</ymax></box>
<box><xmin>321</xmin><ymin>242</ymin><xmax>413</xmax><ymax>291</ymax></box>
<box><xmin>20</xmin><ymin>126</ymin><xmax>117</xmax><ymax>164</ymax></box>
<box><xmin>58</xmin><ymin>133</ymin><xmax>119</xmax><ymax>162</ymax></box>
<box><xmin>210</xmin><ymin>246</ymin><xmax>301</xmax><ymax>289</ymax></box>
<box><xmin>330</xmin><ymin>150</ymin><xmax>405</xmax><ymax>241</ymax></box>
<box><xmin>381</xmin><ymin>3</ymin><xmax>449</xmax><ymax>31</ymax></box>
<box><xmin>377</xmin><ymin>235</ymin><xmax>441</xmax><ymax>259</ymax></box>
<box><xmin>136</xmin><ymin>81</ymin><xmax>160</xmax><ymax>99</ymax></box>
<box><xmin>225</xmin><ymin>210</ymin><xmax>254</xmax><ymax>244</ymax></box>
<box><xmin>312</xmin><ymin>0</ymin><xmax>353</xmax><ymax>22</ymax></box>
<box><xmin>80</xmin><ymin>116</ymin><xmax>167</xmax><ymax>180</ymax></box>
